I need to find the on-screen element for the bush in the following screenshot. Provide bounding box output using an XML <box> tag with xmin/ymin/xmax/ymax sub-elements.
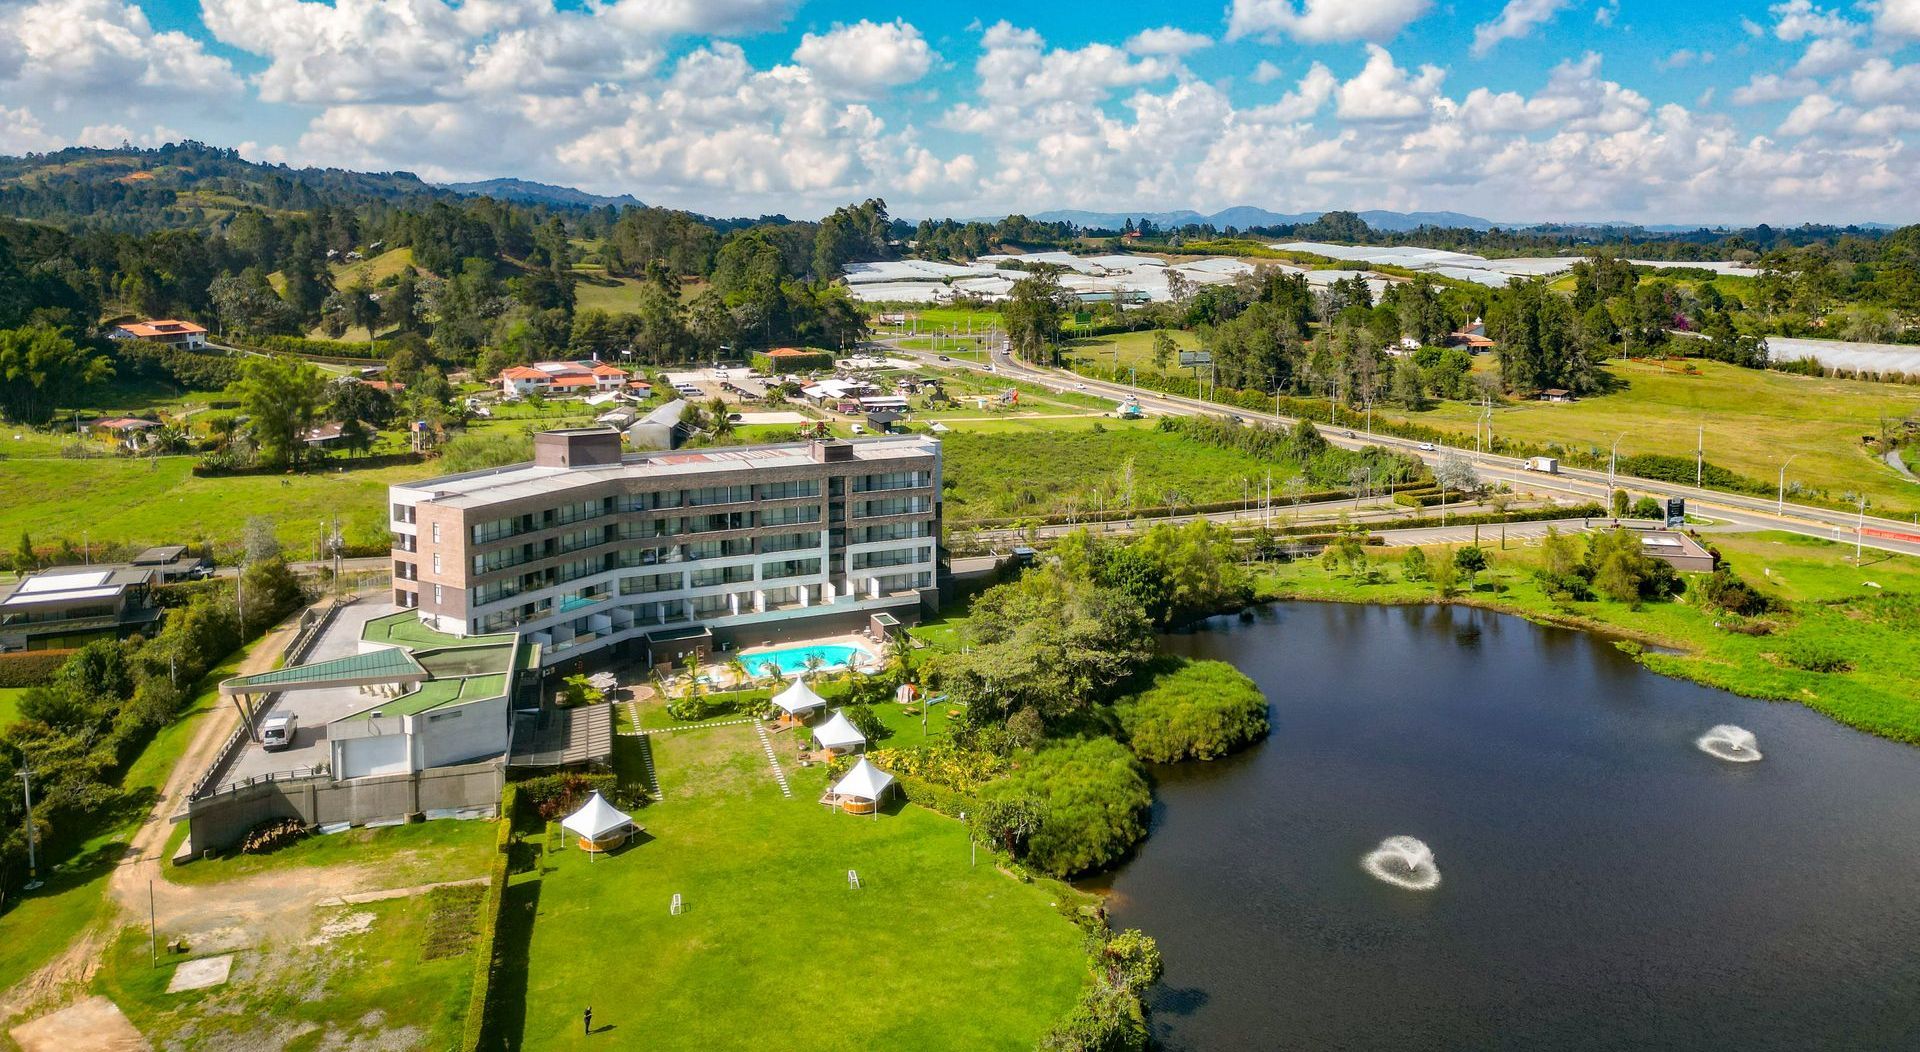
<box><xmin>979</xmin><ymin>737</ymin><xmax>1150</xmax><ymax>878</ymax></box>
<box><xmin>511</xmin><ymin>771</ymin><xmax>619</xmax><ymax>819</ymax></box>
<box><xmin>1782</xmin><ymin>640</ymin><xmax>1853</xmax><ymax>673</ymax></box>
<box><xmin>0</xmin><ymin>649</ymin><xmax>75</xmax><ymax>687</ymax></box>
<box><xmin>1696</xmin><ymin>568</ymin><xmax>1775</xmax><ymax>616</ymax></box>
<box><xmin>1113</xmin><ymin>659</ymin><xmax>1269</xmax><ymax>763</ymax></box>
<box><xmin>750</xmin><ymin>348</ymin><xmax>833</xmax><ymax>373</ymax></box>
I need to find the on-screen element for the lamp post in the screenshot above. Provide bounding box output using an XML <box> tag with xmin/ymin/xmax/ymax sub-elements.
<box><xmin>1608</xmin><ymin>432</ymin><xmax>1629</xmax><ymax>510</ymax></box>
<box><xmin>16</xmin><ymin>767</ymin><xmax>42</xmax><ymax>890</ymax></box>
<box><xmin>1777</xmin><ymin>453</ymin><xmax>1801</xmax><ymax>516</ymax></box>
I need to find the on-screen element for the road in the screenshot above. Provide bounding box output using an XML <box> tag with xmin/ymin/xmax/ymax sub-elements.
<box><xmin>885</xmin><ymin>338</ymin><xmax>1920</xmax><ymax>559</ymax></box>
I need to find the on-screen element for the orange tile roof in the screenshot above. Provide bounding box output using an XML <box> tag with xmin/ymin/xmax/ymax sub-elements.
<box><xmin>548</xmin><ymin>375</ymin><xmax>598</xmax><ymax>388</ymax></box>
<box><xmin>590</xmin><ymin>364</ymin><xmax>628</xmax><ymax>377</ymax></box>
<box><xmin>500</xmin><ymin>366</ymin><xmax>549</xmax><ymax>380</ymax></box>
<box><xmin>117</xmin><ymin>319</ymin><xmax>207</xmax><ymax>338</ymax></box>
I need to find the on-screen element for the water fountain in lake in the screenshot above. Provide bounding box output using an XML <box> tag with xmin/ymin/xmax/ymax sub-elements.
<box><xmin>1362</xmin><ymin>836</ymin><xmax>1441</xmax><ymax>890</ymax></box>
<box><xmin>1697</xmin><ymin>724</ymin><xmax>1763</xmax><ymax>763</ymax></box>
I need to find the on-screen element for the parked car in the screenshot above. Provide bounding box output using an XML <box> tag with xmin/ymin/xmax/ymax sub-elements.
<box><xmin>1418</xmin><ymin>442</ymin><xmax>1437</xmax><ymax>452</ymax></box>
<box><xmin>850</xmin><ymin>423</ymin><xmax>867</xmax><ymax>435</ymax></box>
<box><xmin>261</xmin><ymin>714</ymin><xmax>298</xmax><ymax>752</ymax></box>
<box><xmin>938</xmin><ymin>354</ymin><xmax>951</xmax><ymax>361</ymax></box>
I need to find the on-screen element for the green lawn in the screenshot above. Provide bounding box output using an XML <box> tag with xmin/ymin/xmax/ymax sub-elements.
<box><xmin>506</xmin><ymin>728</ymin><xmax>1084</xmax><ymax>1049</ymax></box>
<box><xmin>1259</xmin><ymin>528</ymin><xmax>1920</xmax><ymax>743</ymax></box>
<box><xmin>941</xmin><ymin>418</ymin><xmax>1299</xmax><ymax>522</ymax></box>
<box><xmin>573</xmin><ymin>275</ymin><xmax>654</xmax><ymax>314</ymax></box>
<box><xmin>164</xmin><ymin>818</ymin><xmax>493</xmax><ymax>887</ymax></box>
<box><xmin>1392</xmin><ymin>358</ymin><xmax>1920</xmax><ymax>517</ymax></box>
<box><xmin>0</xmin><ymin>686</ymin><xmax>25</xmax><ymax>728</ymax></box>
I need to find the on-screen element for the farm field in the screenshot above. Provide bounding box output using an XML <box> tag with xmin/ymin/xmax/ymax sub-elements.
<box><xmin>1393</xmin><ymin>358</ymin><xmax>1920</xmax><ymax>517</ymax></box>
<box><xmin>505</xmin><ymin>727</ymin><xmax>1084</xmax><ymax>1050</ymax></box>
<box><xmin>1062</xmin><ymin>329</ymin><xmax>1202</xmax><ymax>373</ymax></box>
<box><xmin>572</xmin><ymin>274</ymin><xmax>654</xmax><ymax>314</ymax></box>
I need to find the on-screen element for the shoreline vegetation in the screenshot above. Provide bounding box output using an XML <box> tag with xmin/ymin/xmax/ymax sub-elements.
<box><xmin>1252</xmin><ymin>528</ymin><xmax>1920</xmax><ymax>745</ymax></box>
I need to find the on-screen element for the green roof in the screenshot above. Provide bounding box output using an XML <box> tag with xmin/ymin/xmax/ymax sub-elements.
<box><xmin>362</xmin><ymin>610</ymin><xmax>515</xmax><ymax>650</ymax></box>
<box><xmin>221</xmin><ymin>647</ymin><xmax>425</xmax><ymax>694</ymax></box>
<box><xmin>346</xmin><ymin>672</ymin><xmax>508</xmax><ymax>718</ymax></box>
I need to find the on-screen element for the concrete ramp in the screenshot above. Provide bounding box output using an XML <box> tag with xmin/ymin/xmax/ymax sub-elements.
<box><xmin>10</xmin><ymin>996</ymin><xmax>150</xmax><ymax>1052</ymax></box>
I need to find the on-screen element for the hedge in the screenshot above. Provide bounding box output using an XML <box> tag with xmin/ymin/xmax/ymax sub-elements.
<box><xmin>751</xmin><ymin>349</ymin><xmax>833</xmax><ymax>373</ymax></box>
<box><xmin>0</xmin><ymin>649</ymin><xmax>75</xmax><ymax>687</ymax></box>
<box><xmin>510</xmin><ymin>770</ymin><xmax>619</xmax><ymax>819</ymax></box>
<box><xmin>461</xmin><ymin>848</ymin><xmax>511</xmax><ymax>1051</ymax></box>
<box><xmin>231</xmin><ymin>334</ymin><xmax>394</xmax><ymax>360</ymax></box>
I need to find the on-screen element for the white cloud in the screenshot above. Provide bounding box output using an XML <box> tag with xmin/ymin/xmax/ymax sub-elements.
<box><xmin>1470</xmin><ymin>0</ymin><xmax>1572</xmax><ymax>57</ymax></box>
<box><xmin>1248</xmin><ymin>62</ymin><xmax>1336</xmax><ymax>121</ymax></box>
<box><xmin>1226</xmin><ymin>0</ymin><xmax>1431</xmax><ymax>43</ymax></box>
<box><xmin>1594</xmin><ymin>0</ymin><xmax>1620</xmax><ymax>27</ymax></box>
<box><xmin>792</xmin><ymin>19</ymin><xmax>937</xmax><ymax>95</ymax></box>
<box><xmin>1252</xmin><ymin>60</ymin><xmax>1285</xmax><ymax>85</ymax></box>
<box><xmin>1125</xmin><ymin>26</ymin><xmax>1211</xmax><ymax>56</ymax></box>
<box><xmin>1876</xmin><ymin>0</ymin><xmax>1920</xmax><ymax>36</ymax></box>
<box><xmin>1658</xmin><ymin>48</ymin><xmax>1713</xmax><ymax>69</ymax></box>
<box><xmin>0</xmin><ymin>0</ymin><xmax>241</xmax><ymax>103</ymax></box>
<box><xmin>1334</xmin><ymin>45</ymin><xmax>1444</xmax><ymax>121</ymax></box>
<box><xmin>1730</xmin><ymin>72</ymin><xmax>1818</xmax><ymax>104</ymax></box>
<box><xmin>1768</xmin><ymin>0</ymin><xmax>1859</xmax><ymax>42</ymax></box>
<box><xmin>1846</xmin><ymin>57</ymin><xmax>1920</xmax><ymax>103</ymax></box>
<box><xmin>0</xmin><ymin>105</ymin><xmax>58</xmax><ymax>154</ymax></box>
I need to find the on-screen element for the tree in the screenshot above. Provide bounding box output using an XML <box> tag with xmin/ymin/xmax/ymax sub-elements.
<box><xmin>338</xmin><ymin>417</ymin><xmax>374</xmax><ymax>457</ymax></box>
<box><xmin>1391</xmin><ymin>358</ymin><xmax>1428</xmax><ymax>409</ymax></box>
<box><xmin>1610</xmin><ymin>488</ymin><xmax>1629</xmax><ymax>518</ymax></box>
<box><xmin>1400</xmin><ymin>546</ymin><xmax>1429</xmax><ymax>581</ymax></box>
<box><xmin>1541</xmin><ymin>525</ymin><xmax>1580</xmax><ymax>576</ymax></box>
<box><xmin>0</xmin><ymin>326</ymin><xmax>112</xmax><ymax>426</ymax></box>
<box><xmin>970</xmin><ymin>794</ymin><xmax>1044</xmax><ymax>857</ymax></box>
<box><xmin>1099</xmin><ymin>929</ymin><xmax>1164</xmax><ymax>995</ymax></box>
<box><xmin>1434</xmin><ymin>453</ymin><xmax>1481</xmax><ymax>496</ymax></box>
<box><xmin>1453</xmin><ymin>545</ymin><xmax>1489</xmax><ymax>591</ymax></box>
<box><xmin>1003</xmin><ymin>271</ymin><xmax>1071</xmax><ymax>364</ymax></box>
<box><xmin>1150</xmin><ymin>331</ymin><xmax>1176</xmax><ymax>373</ymax></box>
<box><xmin>243</xmin><ymin>515</ymin><xmax>282</xmax><ymax>563</ymax></box>
<box><xmin>14</xmin><ymin>530</ymin><xmax>34</xmax><ymax>571</ymax></box>
<box><xmin>235</xmin><ymin>354</ymin><xmax>328</xmax><ymax>469</ymax></box>
<box><xmin>1430</xmin><ymin>555</ymin><xmax>1458</xmax><ymax>598</ymax></box>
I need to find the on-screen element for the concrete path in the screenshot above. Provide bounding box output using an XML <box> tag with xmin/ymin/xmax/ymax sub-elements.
<box><xmin>1885</xmin><ymin>448</ymin><xmax>1917</xmax><ymax>482</ymax></box>
<box><xmin>8</xmin><ymin>997</ymin><xmax>149</xmax><ymax>1052</ymax></box>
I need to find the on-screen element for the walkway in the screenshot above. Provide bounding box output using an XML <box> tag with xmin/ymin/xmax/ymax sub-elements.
<box><xmin>752</xmin><ymin>724</ymin><xmax>793</xmax><ymax>798</ymax></box>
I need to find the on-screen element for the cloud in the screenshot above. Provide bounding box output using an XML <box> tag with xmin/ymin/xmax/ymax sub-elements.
<box><xmin>1767</xmin><ymin>0</ymin><xmax>1859</xmax><ymax>42</ymax></box>
<box><xmin>1594</xmin><ymin>0</ymin><xmax>1620</xmax><ymax>27</ymax></box>
<box><xmin>1730</xmin><ymin>72</ymin><xmax>1818</xmax><ymax>104</ymax></box>
<box><xmin>1334</xmin><ymin>45</ymin><xmax>1444</xmax><ymax>121</ymax></box>
<box><xmin>1658</xmin><ymin>48</ymin><xmax>1713</xmax><ymax>69</ymax></box>
<box><xmin>1248</xmin><ymin>62</ymin><xmax>1336</xmax><ymax>121</ymax></box>
<box><xmin>792</xmin><ymin>19</ymin><xmax>937</xmax><ymax>94</ymax></box>
<box><xmin>1125</xmin><ymin>26</ymin><xmax>1211</xmax><ymax>55</ymax></box>
<box><xmin>1252</xmin><ymin>60</ymin><xmax>1285</xmax><ymax>85</ymax></box>
<box><xmin>0</xmin><ymin>0</ymin><xmax>241</xmax><ymax>103</ymax></box>
<box><xmin>1226</xmin><ymin>0</ymin><xmax>1431</xmax><ymax>43</ymax></box>
<box><xmin>0</xmin><ymin>105</ymin><xmax>58</xmax><ymax>154</ymax></box>
<box><xmin>1846</xmin><ymin>57</ymin><xmax>1920</xmax><ymax>103</ymax></box>
<box><xmin>1876</xmin><ymin>0</ymin><xmax>1920</xmax><ymax>36</ymax></box>
<box><xmin>1470</xmin><ymin>0</ymin><xmax>1573</xmax><ymax>56</ymax></box>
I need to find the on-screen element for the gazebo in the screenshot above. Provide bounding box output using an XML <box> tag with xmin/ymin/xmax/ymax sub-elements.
<box><xmin>824</xmin><ymin>757</ymin><xmax>895</xmax><ymax>817</ymax></box>
<box><xmin>560</xmin><ymin>791</ymin><xmax>638</xmax><ymax>854</ymax></box>
<box><xmin>811</xmin><ymin>710</ymin><xmax>867</xmax><ymax>756</ymax></box>
<box><xmin>771</xmin><ymin>677</ymin><xmax>827</xmax><ymax>724</ymax></box>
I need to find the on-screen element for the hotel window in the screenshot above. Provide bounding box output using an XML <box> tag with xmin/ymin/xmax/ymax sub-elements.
<box><xmin>431</xmin><ymin>523</ymin><xmax>441</xmax><ymax>543</ymax></box>
<box><xmin>432</xmin><ymin>553</ymin><xmax>441</xmax><ymax>573</ymax></box>
<box><xmin>433</xmin><ymin>584</ymin><xmax>443</xmax><ymax>603</ymax></box>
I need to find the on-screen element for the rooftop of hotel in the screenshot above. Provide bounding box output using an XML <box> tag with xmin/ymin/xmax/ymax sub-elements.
<box><xmin>397</xmin><ymin>435</ymin><xmax>940</xmax><ymax>510</ymax></box>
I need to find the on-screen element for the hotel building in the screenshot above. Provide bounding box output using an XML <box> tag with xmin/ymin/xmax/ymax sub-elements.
<box><xmin>388</xmin><ymin>429</ymin><xmax>941</xmax><ymax>667</ymax></box>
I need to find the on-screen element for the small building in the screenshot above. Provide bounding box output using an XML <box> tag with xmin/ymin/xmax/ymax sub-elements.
<box><xmin>92</xmin><ymin>417</ymin><xmax>162</xmax><ymax>447</ymax></box>
<box><xmin>130</xmin><ymin>545</ymin><xmax>211</xmax><ymax>583</ymax></box>
<box><xmin>498</xmin><ymin>361</ymin><xmax>631</xmax><ymax>398</ymax></box>
<box><xmin>625</xmin><ymin>400</ymin><xmax>689</xmax><ymax>451</ymax></box>
<box><xmin>1633</xmin><ymin>529</ymin><xmax>1718</xmax><ymax>573</ymax></box>
<box><xmin>1537</xmin><ymin>389</ymin><xmax>1575</xmax><ymax>403</ymax></box>
<box><xmin>109</xmin><ymin>319</ymin><xmax>208</xmax><ymax>350</ymax></box>
<box><xmin>596</xmin><ymin>407</ymin><xmax>639</xmax><ymax>430</ymax></box>
<box><xmin>1445</xmin><ymin>319</ymin><xmax>1494</xmax><ymax>352</ymax></box>
<box><xmin>0</xmin><ymin>565</ymin><xmax>163</xmax><ymax>651</ymax></box>
<box><xmin>812</xmin><ymin>710</ymin><xmax>867</xmax><ymax>756</ymax></box>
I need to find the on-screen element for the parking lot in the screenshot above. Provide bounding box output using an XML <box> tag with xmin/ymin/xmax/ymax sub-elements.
<box><xmin>221</xmin><ymin>601</ymin><xmax>399</xmax><ymax>783</ymax></box>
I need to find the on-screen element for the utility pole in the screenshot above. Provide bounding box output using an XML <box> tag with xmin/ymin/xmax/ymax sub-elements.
<box><xmin>16</xmin><ymin>767</ymin><xmax>42</xmax><ymax>890</ymax></box>
<box><xmin>1856</xmin><ymin>495</ymin><xmax>1869</xmax><ymax>565</ymax></box>
<box><xmin>1696</xmin><ymin>424</ymin><xmax>1704</xmax><ymax>488</ymax></box>
<box><xmin>1777</xmin><ymin>453</ymin><xmax>1801</xmax><ymax>516</ymax></box>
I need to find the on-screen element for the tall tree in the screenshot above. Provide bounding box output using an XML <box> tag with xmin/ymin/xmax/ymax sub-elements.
<box><xmin>0</xmin><ymin>326</ymin><xmax>111</xmax><ymax>426</ymax></box>
<box><xmin>235</xmin><ymin>355</ymin><xmax>327</xmax><ymax>469</ymax></box>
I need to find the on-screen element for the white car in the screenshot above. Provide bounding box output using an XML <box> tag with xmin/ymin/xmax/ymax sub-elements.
<box><xmin>261</xmin><ymin>714</ymin><xmax>298</xmax><ymax>752</ymax></box>
<box><xmin>1418</xmin><ymin>442</ymin><xmax>1437</xmax><ymax>452</ymax></box>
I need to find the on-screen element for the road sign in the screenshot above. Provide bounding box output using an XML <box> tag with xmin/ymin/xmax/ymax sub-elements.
<box><xmin>1666</xmin><ymin>497</ymin><xmax>1686</xmax><ymax>528</ymax></box>
<box><xmin>1179</xmin><ymin>351</ymin><xmax>1213</xmax><ymax>366</ymax></box>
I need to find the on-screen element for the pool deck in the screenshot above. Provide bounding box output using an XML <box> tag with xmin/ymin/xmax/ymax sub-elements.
<box><xmin>735</xmin><ymin>633</ymin><xmax>881</xmax><ymax>678</ymax></box>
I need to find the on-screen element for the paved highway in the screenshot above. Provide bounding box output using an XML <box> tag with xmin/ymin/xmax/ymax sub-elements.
<box><xmin>884</xmin><ymin>338</ymin><xmax>1920</xmax><ymax>559</ymax></box>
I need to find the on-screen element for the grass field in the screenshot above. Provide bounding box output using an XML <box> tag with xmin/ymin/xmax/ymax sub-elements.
<box><xmin>329</xmin><ymin>246</ymin><xmax>418</xmax><ymax>287</ymax></box>
<box><xmin>1061</xmin><ymin>329</ymin><xmax>1201</xmax><ymax>374</ymax></box>
<box><xmin>162</xmin><ymin>818</ymin><xmax>494</xmax><ymax>887</ymax></box>
<box><xmin>573</xmin><ymin>274</ymin><xmax>655</xmax><ymax>314</ymax></box>
<box><xmin>940</xmin><ymin>418</ymin><xmax>1299</xmax><ymax>522</ymax></box>
<box><xmin>0</xmin><ymin>687</ymin><xmax>24</xmax><ymax>728</ymax></box>
<box><xmin>505</xmin><ymin>727</ymin><xmax>1084</xmax><ymax>1049</ymax></box>
<box><xmin>1391</xmin><ymin>358</ymin><xmax>1920</xmax><ymax>516</ymax></box>
<box><xmin>1258</xmin><ymin>529</ymin><xmax>1920</xmax><ymax>743</ymax></box>
<box><xmin>95</xmin><ymin>886</ymin><xmax>480</xmax><ymax>1049</ymax></box>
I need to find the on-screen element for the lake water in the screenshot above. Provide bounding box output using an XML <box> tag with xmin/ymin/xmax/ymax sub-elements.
<box><xmin>1093</xmin><ymin>602</ymin><xmax>1920</xmax><ymax>1051</ymax></box>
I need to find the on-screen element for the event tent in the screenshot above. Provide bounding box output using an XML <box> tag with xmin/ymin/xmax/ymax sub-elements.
<box><xmin>828</xmin><ymin>758</ymin><xmax>896</xmax><ymax>817</ymax></box>
<box><xmin>561</xmin><ymin>791</ymin><xmax>637</xmax><ymax>853</ymax></box>
<box><xmin>812</xmin><ymin>710</ymin><xmax>867</xmax><ymax>754</ymax></box>
<box><xmin>771</xmin><ymin>677</ymin><xmax>828</xmax><ymax>717</ymax></box>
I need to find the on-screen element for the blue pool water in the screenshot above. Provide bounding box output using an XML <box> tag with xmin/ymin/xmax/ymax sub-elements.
<box><xmin>743</xmin><ymin>644</ymin><xmax>872</xmax><ymax>677</ymax></box>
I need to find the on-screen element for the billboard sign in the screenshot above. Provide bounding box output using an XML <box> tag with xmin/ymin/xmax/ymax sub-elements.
<box><xmin>1179</xmin><ymin>350</ymin><xmax>1213</xmax><ymax>366</ymax></box>
<box><xmin>1666</xmin><ymin>497</ymin><xmax>1686</xmax><ymax>528</ymax></box>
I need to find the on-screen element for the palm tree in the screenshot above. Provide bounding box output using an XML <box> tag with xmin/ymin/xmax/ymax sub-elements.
<box><xmin>758</xmin><ymin>659</ymin><xmax>783</xmax><ymax>685</ymax></box>
<box><xmin>802</xmin><ymin>652</ymin><xmax>826</xmax><ymax>682</ymax></box>
<box><xmin>705</xmin><ymin>396</ymin><xmax>734</xmax><ymax>438</ymax></box>
<box><xmin>886</xmin><ymin>629</ymin><xmax>915</xmax><ymax>688</ymax></box>
<box><xmin>725</xmin><ymin>656</ymin><xmax>750</xmax><ymax>689</ymax></box>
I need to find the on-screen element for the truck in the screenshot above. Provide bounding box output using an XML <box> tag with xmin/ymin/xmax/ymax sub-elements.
<box><xmin>1522</xmin><ymin>456</ymin><xmax>1560</xmax><ymax>474</ymax></box>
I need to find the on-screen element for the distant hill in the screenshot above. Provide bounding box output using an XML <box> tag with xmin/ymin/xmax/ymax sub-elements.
<box><xmin>1015</xmin><ymin>206</ymin><xmax>1498</xmax><ymax>232</ymax></box>
<box><xmin>443</xmin><ymin>178</ymin><xmax>643</xmax><ymax>210</ymax></box>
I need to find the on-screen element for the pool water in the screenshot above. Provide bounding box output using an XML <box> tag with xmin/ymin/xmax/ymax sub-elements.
<box><xmin>741</xmin><ymin>644</ymin><xmax>873</xmax><ymax>677</ymax></box>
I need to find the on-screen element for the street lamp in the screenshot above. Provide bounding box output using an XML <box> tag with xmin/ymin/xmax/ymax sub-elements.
<box><xmin>1777</xmin><ymin>453</ymin><xmax>1802</xmax><ymax>516</ymax></box>
<box><xmin>16</xmin><ymin>767</ymin><xmax>42</xmax><ymax>890</ymax></box>
<box><xmin>1608</xmin><ymin>432</ymin><xmax>1630</xmax><ymax>506</ymax></box>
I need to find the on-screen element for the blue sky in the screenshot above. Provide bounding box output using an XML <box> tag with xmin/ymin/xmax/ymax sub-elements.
<box><xmin>3</xmin><ymin>0</ymin><xmax>1919</xmax><ymax>224</ymax></box>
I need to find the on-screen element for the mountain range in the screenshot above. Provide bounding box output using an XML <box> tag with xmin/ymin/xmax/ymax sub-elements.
<box><xmin>1013</xmin><ymin>207</ymin><xmax>1500</xmax><ymax>232</ymax></box>
<box><xmin>441</xmin><ymin>178</ymin><xmax>644</xmax><ymax>209</ymax></box>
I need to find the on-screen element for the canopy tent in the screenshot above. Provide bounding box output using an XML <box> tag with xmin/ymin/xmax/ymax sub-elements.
<box><xmin>771</xmin><ymin>677</ymin><xmax>827</xmax><ymax>717</ymax></box>
<box><xmin>827</xmin><ymin>758</ymin><xmax>896</xmax><ymax>817</ymax></box>
<box><xmin>812</xmin><ymin>710</ymin><xmax>867</xmax><ymax>754</ymax></box>
<box><xmin>561</xmin><ymin>791</ymin><xmax>638</xmax><ymax>853</ymax></box>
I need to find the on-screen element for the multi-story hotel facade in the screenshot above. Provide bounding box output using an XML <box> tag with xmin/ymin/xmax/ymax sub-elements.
<box><xmin>388</xmin><ymin>429</ymin><xmax>942</xmax><ymax>668</ymax></box>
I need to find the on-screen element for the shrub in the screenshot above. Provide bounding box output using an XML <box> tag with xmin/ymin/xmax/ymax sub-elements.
<box><xmin>750</xmin><ymin>348</ymin><xmax>833</xmax><ymax>373</ymax></box>
<box><xmin>0</xmin><ymin>649</ymin><xmax>75</xmax><ymax>687</ymax></box>
<box><xmin>461</xmin><ymin>845</ymin><xmax>511</xmax><ymax>1051</ymax></box>
<box><xmin>1113</xmin><ymin>659</ymin><xmax>1269</xmax><ymax>763</ymax></box>
<box><xmin>511</xmin><ymin>771</ymin><xmax>619</xmax><ymax>819</ymax></box>
<box><xmin>1696</xmin><ymin>568</ymin><xmax>1775</xmax><ymax>617</ymax></box>
<box><xmin>979</xmin><ymin>737</ymin><xmax>1150</xmax><ymax>878</ymax></box>
<box><xmin>1782</xmin><ymin>640</ymin><xmax>1853</xmax><ymax>673</ymax></box>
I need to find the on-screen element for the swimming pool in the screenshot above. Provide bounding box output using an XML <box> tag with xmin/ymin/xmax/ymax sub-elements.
<box><xmin>741</xmin><ymin>643</ymin><xmax>875</xmax><ymax>677</ymax></box>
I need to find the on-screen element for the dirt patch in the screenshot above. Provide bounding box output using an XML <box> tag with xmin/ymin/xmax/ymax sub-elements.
<box><xmin>309</xmin><ymin>912</ymin><xmax>376</xmax><ymax>946</ymax></box>
<box><xmin>9</xmin><ymin>996</ymin><xmax>150</xmax><ymax>1052</ymax></box>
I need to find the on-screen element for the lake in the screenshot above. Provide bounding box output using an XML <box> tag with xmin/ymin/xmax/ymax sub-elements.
<box><xmin>1093</xmin><ymin>602</ymin><xmax>1920</xmax><ymax>1051</ymax></box>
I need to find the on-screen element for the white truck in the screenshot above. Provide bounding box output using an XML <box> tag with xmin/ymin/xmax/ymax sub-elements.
<box><xmin>1522</xmin><ymin>456</ymin><xmax>1560</xmax><ymax>474</ymax></box>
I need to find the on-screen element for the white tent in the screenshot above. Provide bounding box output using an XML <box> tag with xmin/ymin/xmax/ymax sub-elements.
<box><xmin>830</xmin><ymin>758</ymin><xmax>896</xmax><ymax>817</ymax></box>
<box><xmin>812</xmin><ymin>710</ymin><xmax>867</xmax><ymax>753</ymax></box>
<box><xmin>561</xmin><ymin>791</ymin><xmax>636</xmax><ymax>853</ymax></box>
<box><xmin>771</xmin><ymin>677</ymin><xmax>827</xmax><ymax>716</ymax></box>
